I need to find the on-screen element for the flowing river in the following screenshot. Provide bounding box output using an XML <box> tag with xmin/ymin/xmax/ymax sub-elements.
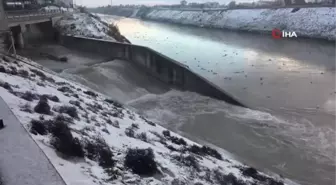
<box><xmin>18</xmin><ymin>14</ymin><xmax>335</xmax><ymax>185</ymax></box>
<box><xmin>100</xmin><ymin>15</ymin><xmax>336</xmax><ymax>185</ymax></box>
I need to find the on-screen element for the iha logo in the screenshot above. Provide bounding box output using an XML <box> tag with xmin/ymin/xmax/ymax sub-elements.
<box><xmin>272</xmin><ymin>28</ymin><xmax>297</xmax><ymax>39</ymax></box>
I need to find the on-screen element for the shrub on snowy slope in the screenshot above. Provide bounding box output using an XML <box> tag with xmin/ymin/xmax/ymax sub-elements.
<box><xmin>124</xmin><ymin>148</ymin><xmax>158</xmax><ymax>176</ymax></box>
<box><xmin>0</xmin><ymin>55</ymin><xmax>287</xmax><ymax>185</ymax></box>
<box><xmin>49</xmin><ymin>119</ymin><xmax>84</xmax><ymax>158</ymax></box>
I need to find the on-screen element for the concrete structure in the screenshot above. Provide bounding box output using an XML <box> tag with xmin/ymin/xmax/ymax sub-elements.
<box><xmin>4</xmin><ymin>10</ymin><xmax>63</xmax><ymax>49</ymax></box>
<box><xmin>0</xmin><ymin>1</ymin><xmax>8</xmax><ymax>31</ymax></box>
<box><xmin>59</xmin><ymin>35</ymin><xmax>246</xmax><ymax>107</ymax></box>
<box><xmin>0</xmin><ymin>96</ymin><xmax>66</xmax><ymax>185</ymax></box>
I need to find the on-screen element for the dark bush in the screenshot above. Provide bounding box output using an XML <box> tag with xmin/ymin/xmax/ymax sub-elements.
<box><xmin>0</xmin><ymin>65</ymin><xmax>6</xmax><ymax>73</ymax></box>
<box><xmin>18</xmin><ymin>69</ymin><xmax>29</xmax><ymax>78</ymax></box>
<box><xmin>202</xmin><ymin>146</ymin><xmax>222</xmax><ymax>160</ymax></box>
<box><xmin>85</xmin><ymin>138</ymin><xmax>115</xmax><ymax>168</ymax></box>
<box><xmin>54</xmin><ymin>114</ymin><xmax>73</xmax><ymax>124</ymax></box>
<box><xmin>291</xmin><ymin>8</ymin><xmax>300</xmax><ymax>13</ymax></box>
<box><xmin>131</xmin><ymin>123</ymin><xmax>139</xmax><ymax>129</ymax></box>
<box><xmin>101</xmin><ymin>112</ymin><xmax>108</xmax><ymax>117</ymax></box>
<box><xmin>58</xmin><ymin>106</ymin><xmax>78</xmax><ymax>119</ymax></box>
<box><xmin>162</xmin><ymin>130</ymin><xmax>170</xmax><ymax>137</ymax></box>
<box><xmin>86</xmin><ymin>103</ymin><xmax>103</xmax><ymax>113</ymax></box>
<box><xmin>171</xmin><ymin>179</ymin><xmax>186</xmax><ymax>185</ymax></box>
<box><xmin>189</xmin><ymin>145</ymin><xmax>222</xmax><ymax>160</ymax></box>
<box><xmin>104</xmin><ymin>99</ymin><xmax>123</xmax><ymax>108</ymax></box>
<box><xmin>166</xmin><ymin>145</ymin><xmax>178</xmax><ymax>152</ymax></box>
<box><xmin>59</xmin><ymin>57</ymin><xmax>68</xmax><ymax>62</ymax></box>
<box><xmin>1</xmin><ymin>82</ymin><xmax>12</xmax><ymax>91</ymax></box>
<box><xmin>240</xmin><ymin>167</ymin><xmax>283</xmax><ymax>184</ymax></box>
<box><xmin>21</xmin><ymin>91</ymin><xmax>38</xmax><ymax>101</ymax></box>
<box><xmin>129</xmin><ymin>114</ymin><xmax>135</xmax><ymax>120</ymax></box>
<box><xmin>37</xmin><ymin>82</ymin><xmax>45</xmax><ymax>87</ymax></box>
<box><xmin>49</xmin><ymin>119</ymin><xmax>84</xmax><ymax>158</ymax></box>
<box><xmin>241</xmin><ymin>167</ymin><xmax>258</xmax><ymax>177</ymax></box>
<box><xmin>55</xmin><ymin>82</ymin><xmax>69</xmax><ymax>86</ymax></box>
<box><xmin>30</xmin><ymin>69</ymin><xmax>46</xmax><ymax>79</ymax></box>
<box><xmin>124</xmin><ymin>148</ymin><xmax>158</xmax><ymax>176</ymax></box>
<box><xmin>125</xmin><ymin>127</ymin><xmax>135</xmax><ymax>138</ymax></box>
<box><xmin>111</xmin><ymin>111</ymin><xmax>124</xmax><ymax>118</ymax></box>
<box><xmin>30</xmin><ymin>119</ymin><xmax>49</xmax><ymax>135</ymax></box>
<box><xmin>9</xmin><ymin>66</ymin><xmax>18</xmax><ymax>75</ymax></box>
<box><xmin>34</xmin><ymin>98</ymin><xmax>51</xmax><ymax>115</ymax></box>
<box><xmin>145</xmin><ymin>120</ymin><xmax>156</xmax><ymax>126</ymax></box>
<box><xmin>45</xmin><ymin>95</ymin><xmax>59</xmax><ymax>102</ymax></box>
<box><xmin>170</xmin><ymin>136</ymin><xmax>187</xmax><ymax>146</ymax></box>
<box><xmin>57</xmin><ymin>86</ymin><xmax>73</xmax><ymax>93</ymax></box>
<box><xmin>0</xmin><ymin>174</ymin><xmax>3</xmax><ymax>185</ymax></box>
<box><xmin>69</xmin><ymin>100</ymin><xmax>81</xmax><ymax>108</ymax></box>
<box><xmin>20</xmin><ymin>103</ymin><xmax>32</xmax><ymax>113</ymax></box>
<box><xmin>93</xmin><ymin>103</ymin><xmax>103</xmax><ymax>110</ymax></box>
<box><xmin>102</xmin><ymin>128</ymin><xmax>110</xmax><ymax>134</ymax></box>
<box><xmin>84</xmin><ymin>90</ymin><xmax>98</xmax><ymax>97</ymax></box>
<box><xmin>173</xmin><ymin>155</ymin><xmax>199</xmax><ymax>171</ymax></box>
<box><xmin>110</xmin><ymin>120</ymin><xmax>120</xmax><ymax>128</ymax></box>
<box><xmin>91</xmin><ymin>115</ymin><xmax>97</xmax><ymax>122</ymax></box>
<box><xmin>213</xmin><ymin>170</ymin><xmax>245</xmax><ymax>185</ymax></box>
<box><xmin>98</xmin><ymin>146</ymin><xmax>114</xmax><ymax>168</ymax></box>
<box><xmin>137</xmin><ymin>132</ymin><xmax>148</xmax><ymax>142</ymax></box>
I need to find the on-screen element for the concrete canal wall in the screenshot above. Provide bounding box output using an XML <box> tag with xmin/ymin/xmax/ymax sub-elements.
<box><xmin>59</xmin><ymin>35</ymin><xmax>246</xmax><ymax>107</ymax></box>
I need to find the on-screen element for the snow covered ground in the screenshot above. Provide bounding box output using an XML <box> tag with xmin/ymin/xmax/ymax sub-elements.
<box><xmin>40</xmin><ymin>6</ymin><xmax>61</xmax><ymax>11</ymax></box>
<box><xmin>55</xmin><ymin>13</ymin><xmax>118</xmax><ymax>42</ymax></box>
<box><xmin>142</xmin><ymin>7</ymin><xmax>336</xmax><ymax>40</ymax></box>
<box><xmin>0</xmin><ymin>54</ymin><xmax>294</xmax><ymax>185</ymax></box>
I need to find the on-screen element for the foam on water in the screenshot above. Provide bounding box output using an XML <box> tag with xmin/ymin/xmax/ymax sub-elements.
<box><xmin>127</xmin><ymin>90</ymin><xmax>336</xmax><ymax>166</ymax></box>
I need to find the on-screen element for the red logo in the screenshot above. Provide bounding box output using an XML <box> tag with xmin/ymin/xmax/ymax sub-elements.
<box><xmin>272</xmin><ymin>28</ymin><xmax>282</xmax><ymax>39</ymax></box>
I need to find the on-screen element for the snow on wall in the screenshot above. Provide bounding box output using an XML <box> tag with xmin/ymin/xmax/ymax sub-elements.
<box><xmin>55</xmin><ymin>13</ymin><xmax>117</xmax><ymax>41</ymax></box>
<box><xmin>144</xmin><ymin>8</ymin><xmax>336</xmax><ymax>40</ymax></box>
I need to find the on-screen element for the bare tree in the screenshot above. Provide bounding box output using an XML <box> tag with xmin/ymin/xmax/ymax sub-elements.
<box><xmin>180</xmin><ymin>0</ymin><xmax>187</xmax><ymax>6</ymax></box>
<box><xmin>227</xmin><ymin>1</ymin><xmax>236</xmax><ymax>8</ymax></box>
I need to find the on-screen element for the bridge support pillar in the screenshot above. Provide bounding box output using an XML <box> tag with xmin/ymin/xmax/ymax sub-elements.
<box><xmin>16</xmin><ymin>32</ymin><xmax>24</xmax><ymax>49</ymax></box>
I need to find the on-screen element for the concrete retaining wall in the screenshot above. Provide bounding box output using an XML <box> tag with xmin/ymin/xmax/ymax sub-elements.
<box><xmin>60</xmin><ymin>35</ymin><xmax>246</xmax><ymax>107</ymax></box>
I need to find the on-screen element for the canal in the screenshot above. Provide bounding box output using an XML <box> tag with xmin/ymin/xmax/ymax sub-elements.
<box><xmin>100</xmin><ymin>15</ymin><xmax>336</xmax><ymax>185</ymax></box>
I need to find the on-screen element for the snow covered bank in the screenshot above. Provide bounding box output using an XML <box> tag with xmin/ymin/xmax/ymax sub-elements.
<box><xmin>141</xmin><ymin>7</ymin><xmax>336</xmax><ymax>40</ymax></box>
<box><xmin>55</xmin><ymin>13</ymin><xmax>129</xmax><ymax>43</ymax></box>
<box><xmin>0</xmin><ymin>55</ymin><xmax>292</xmax><ymax>185</ymax></box>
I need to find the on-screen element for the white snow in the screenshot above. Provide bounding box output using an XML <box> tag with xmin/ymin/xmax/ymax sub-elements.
<box><xmin>0</xmin><ymin>55</ymin><xmax>293</xmax><ymax>185</ymax></box>
<box><xmin>144</xmin><ymin>7</ymin><xmax>336</xmax><ymax>40</ymax></box>
<box><xmin>55</xmin><ymin>13</ymin><xmax>117</xmax><ymax>41</ymax></box>
<box><xmin>40</xmin><ymin>6</ymin><xmax>61</xmax><ymax>11</ymax></box>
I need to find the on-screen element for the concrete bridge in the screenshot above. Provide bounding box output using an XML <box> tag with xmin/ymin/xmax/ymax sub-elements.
<box><xmin>6</xmin><ymin>10</ymin><xmax>63</xmax><ymax>27</ymax></box>
<box><xmin>0</xmin><ymin>6</ymin><xmax>66</xmax><ymax>50</ymax></box>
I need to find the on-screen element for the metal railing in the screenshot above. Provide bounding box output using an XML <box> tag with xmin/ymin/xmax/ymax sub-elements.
<box><xmin>6</xmin><ymin>9</ymin><xmax>64</xmax><ymax>23</ymax></box>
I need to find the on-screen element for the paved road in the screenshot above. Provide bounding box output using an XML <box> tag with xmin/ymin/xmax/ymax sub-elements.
<box><xmin>0</xmin><ymin>97</ymin><xmax>66</xmax><ymax>185</ymax></box>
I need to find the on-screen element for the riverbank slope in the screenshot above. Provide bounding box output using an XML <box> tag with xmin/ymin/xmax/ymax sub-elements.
<box><xmin>95</xmin><ymin>7</ymin><xmax>336</xmax><ymax>40</ymax></box>
<box><xmin>0</xmin><ymin>53</ymin><xmax>292</xmax><ymax>185</ymax></box>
